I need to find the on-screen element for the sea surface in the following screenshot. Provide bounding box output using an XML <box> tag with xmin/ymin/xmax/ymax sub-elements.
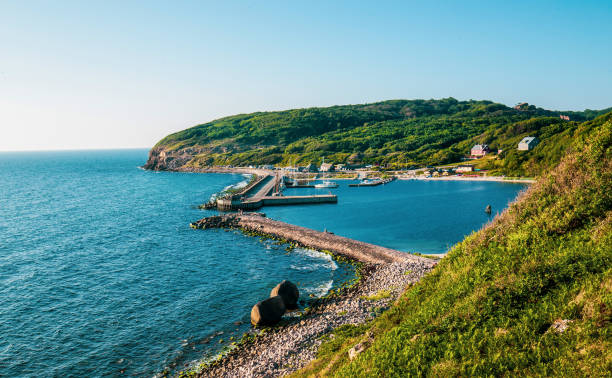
<box><xmin>0</xmin><ymin>149</ymin><xmax>526</xmax><ymax>377</ymax></box>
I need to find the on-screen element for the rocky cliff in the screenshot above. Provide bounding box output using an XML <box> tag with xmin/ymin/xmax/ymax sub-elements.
<box><xmin>143</xmin><ymin>146</ymin><xmax>201</xmax><ymax>171</ymax></box>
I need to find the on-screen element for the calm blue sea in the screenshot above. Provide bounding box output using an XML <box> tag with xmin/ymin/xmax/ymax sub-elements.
<box><xmin>0</xmin><ymin>149</ymin><xmax>525</xmax><ymax>377</ymax></box>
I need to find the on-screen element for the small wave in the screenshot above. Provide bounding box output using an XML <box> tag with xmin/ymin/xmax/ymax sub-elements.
<box><xmin>303</xmin><ymin>280</ymin><xmax>334</xmax><ymax>297</ymax></box>
<box><xmin>222</xmin><ymin>177</ymin><xmax>250</xmax><ymax>193</ymax></box>
<box><xmin>290</xmin><ymin>264</ymin><xmax>317</xmax><ymax>271</ymax></box>
<box><xmin>293</xmin><ymin>248</ymin><xmax>338</xmax><ymax>270</ymax></box>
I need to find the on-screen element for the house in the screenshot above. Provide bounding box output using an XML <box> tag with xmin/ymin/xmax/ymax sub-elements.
<box><xmin>319</xmin><ymin>163</ymin><xmax>335</xmax><ymax>172</ymax></box>
<box><xmin>336</xmin><ymin>164</ymin><xmax>346</xmax><ymax>171</ymax></box>
<box><xmin>455</xmin><ymin>165</ymin><xmax>474</xmax><ymax>173</ymax></box>
<box><xmin>471</xmin><ymin>144</ymin><xmax>490</xmax><ymax>158</ymax></box>
<box><xmin>560</xmin><ymin>115</ymin><xmax>570</xmax><ymax>121</ymax></box>
<box><xmin>518</xmin><ymin>136</ymin><xmax>539</xmax><ymax>151</ymax></box>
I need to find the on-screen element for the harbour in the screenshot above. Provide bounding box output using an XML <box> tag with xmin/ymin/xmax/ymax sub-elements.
<box><xmin>213</xmin><ymin>173</ymin><xmax>338</xmax><ymax>211</ymax></box>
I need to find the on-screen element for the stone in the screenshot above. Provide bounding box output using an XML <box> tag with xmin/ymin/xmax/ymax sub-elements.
<box><xmin>251</xmin><ymin>295</ymin><xmax>286</xmax><ymax>326</ymax></box>
<box><xmin>548</xmin><ymin>319</ymin><xmax>572</xmax><ymax>333</ymax></box>
<box><xmin>270</xmin><ymin>280</ymin><xmax>300</xmax><ymax>309</ymax></box>
<box><xmin>348</xmin><ymin>342</ymin><xmax>366</xmax><ymax>360</ymax></box>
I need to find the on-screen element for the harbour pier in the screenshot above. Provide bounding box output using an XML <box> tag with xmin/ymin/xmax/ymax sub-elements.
<box><xmin>215</xmin><ymin>174</ymin><xmax>337</xmax><ymax>211</ymax></box>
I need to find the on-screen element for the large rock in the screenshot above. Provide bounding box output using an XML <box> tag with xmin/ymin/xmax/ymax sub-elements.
<box><xmin>251</xmin><ymin>295</ymin><xmax>286</xmax><ymax>326</ymax></box>
<box><xmin>270</xmin><ymin>280</ymin><xmax>300</xmax><ymax>309</ymax></box>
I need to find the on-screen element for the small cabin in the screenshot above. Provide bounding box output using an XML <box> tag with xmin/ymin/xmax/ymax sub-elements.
<box><xmin>455</xmin><ymin>165</ymin><xmax>474</xmax><ymax>173</ymax></box>
<box><xmin>471</xmin><ymin>144</ymin><xmax>490</xmax><ymax>158</ymax></box>
<box><xmin>518</xmin><ymin>136</ymin><xmax>539</xmax><ymax>151</ymax></box>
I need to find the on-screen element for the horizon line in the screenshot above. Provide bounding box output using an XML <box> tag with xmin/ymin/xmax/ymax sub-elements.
<box><xmin>0</xmin><ymin>146</ymin><xmax>152</xmax><ymax>153</ymax></box>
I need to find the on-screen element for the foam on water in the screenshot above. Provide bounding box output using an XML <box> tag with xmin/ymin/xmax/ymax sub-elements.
<box><xmin>302</xmin><ymin>280</ymin><xmax>334</xmax><ymax>297</ymax></box>
<box><xmin>292</xmin><ymin>248</ymin><xmax>338</xmax><ymax>271</ymax></box>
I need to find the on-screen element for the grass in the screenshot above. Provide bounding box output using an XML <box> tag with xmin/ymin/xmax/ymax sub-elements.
<box><xmin>360</xmin><ymin>290</ymin><xmax>392</xmax><ymax>301</ymax></box>
<box><xmin>291</xmin><ymin>115</ymin><xmax>612</xmax><ymax>377</ymax></box>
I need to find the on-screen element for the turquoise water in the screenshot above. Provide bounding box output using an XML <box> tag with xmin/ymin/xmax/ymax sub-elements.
<box><xmin>269</xmin><ymin>179</ymin><xmax>526</xmax><ymax>254</ymax></box>
<box><xmin>0</xmin><ymin>150</ymin><xmax>525</xmax><ymax>377</ymax></box>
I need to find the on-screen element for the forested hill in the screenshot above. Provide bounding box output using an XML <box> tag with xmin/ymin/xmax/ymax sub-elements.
<box><xmin>144</xmin><ymin>98</ymin><xmax>611</xmax><ymax>176</ymax></box>
<box><xmin>293</xmin><ymin>102</ymin><xmax>612</xmax><ymax>378</ymax></box>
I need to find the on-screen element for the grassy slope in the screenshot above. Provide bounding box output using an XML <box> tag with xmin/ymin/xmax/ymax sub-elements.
<box><xmin>293</xmin><ymin>114</ymin><xmax>612</xmax><ymax>377</ymax></box>
<box><xmin>151</xmin><ymin>98</ymin><xmax>611</xmax><ymax>172</ymax></box>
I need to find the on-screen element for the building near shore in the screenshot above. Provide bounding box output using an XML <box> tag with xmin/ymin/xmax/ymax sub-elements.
<box><xmin>319</xmin><ymin>163</ymin><xmax>335</xmax><ymax>172</ymax></box>
<box><xmin>456</xmin><ymin>164</ymin><xmax>474</xmax><ymax>173</ymax></box>
<box><xmin>518</xmin><ymin>136</ymin><xmax>539</xmax><ymax>151</ymax></box>
<box><xmin>471</xmin><ymin>144</ymin><xmax>490</xmax><ymax>157</ymax></box>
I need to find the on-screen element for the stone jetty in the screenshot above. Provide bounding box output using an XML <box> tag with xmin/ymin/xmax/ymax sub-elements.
<box><xmin>190</xmin><ymin>213</ymin><xmax>433</xmax><ymax>266</ymax></box>
<box><xmin>191</xmin><ymin>212</ymin><xmax>437</xmax><ymax>377</ymax></box>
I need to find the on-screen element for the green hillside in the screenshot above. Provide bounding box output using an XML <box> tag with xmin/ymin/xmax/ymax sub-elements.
<box><xmin>144</xmin><ymin>98</ymin><xmax>611</xmax><ymax>175</ymax></box>
<box><xmin>293</xmin><ymin>114</ymin><xmax>612</xmax><ymax>377</ymax></box>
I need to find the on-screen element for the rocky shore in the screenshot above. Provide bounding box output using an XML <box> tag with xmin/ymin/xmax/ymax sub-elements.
<box><xmin>187</xmin><ymin>213</ymin><xmax>437</xmax><ymax>377</ymax></box>
<box><xmin>196</xmin><ymin>259</ymin><xmax>434</xmax><ymax>377</ymax></box>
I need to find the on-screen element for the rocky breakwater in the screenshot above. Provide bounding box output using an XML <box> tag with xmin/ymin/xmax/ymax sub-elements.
<box><xmin>190</xmin><ymin>213</ymin><xmax>266</xmax><ymax>230</ymax></box>
<box><xmin>189</xmin><ymin>213</ymin><xmax>438</xmax><ymax>377</ymax></box>
<box><xmin>191</xmin><ymin>213</ymin><xmax>431</xmax><ymax>265</ymax></box>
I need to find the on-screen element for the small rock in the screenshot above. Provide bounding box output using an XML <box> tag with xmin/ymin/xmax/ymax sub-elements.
<box><xmin>548</xmin><ymin>319</ymin><xmax>572</xmax><ymax>333</ymax></box>
<box><xmin>348</xmin><ymin>342</ymin><xmax>366</xmax><ymax>360</ymax></box>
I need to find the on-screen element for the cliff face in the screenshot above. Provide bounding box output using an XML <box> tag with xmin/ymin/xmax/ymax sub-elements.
<box><xmin>143</xmin><ymin>147</ymin><xmax>200</xmax><ymax>171</ymax></box>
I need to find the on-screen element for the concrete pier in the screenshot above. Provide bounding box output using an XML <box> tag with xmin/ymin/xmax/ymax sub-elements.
<box><xmin>191</xmin><ymin>214</ymin><xmax>435</xmax><ymax>266</ymax></box>
<box><xmin>216</xmin><ymin>174</ymin><xmax>338</xmax><ymax>210</ymax></box>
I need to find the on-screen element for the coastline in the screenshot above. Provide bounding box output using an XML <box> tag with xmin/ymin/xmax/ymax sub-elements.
<box><xmin>186</xmin><ymin>214</ymin><xmax>436</xmax><ymax>377</ymax></box>
<box><xmin>149</xmin><ymin>165</ymin><xmax>535</xmax><ymax>184</ymax></box>
<box><xmin>154</xmin><ymin>167</ymin><xmax>519</xmax><ymax>377</ymax></box>
<box><xmin>194</xmin><ymin>260</ymin><xmax>432</xmax><ymax>377</ymax></box>
<box><xmin>397</xmin><ymin>175</ymin><xmax>535</xmax><ymax>183</ymax></box>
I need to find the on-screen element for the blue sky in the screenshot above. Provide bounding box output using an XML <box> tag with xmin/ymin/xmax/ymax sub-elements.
<box><xmin>1</xmin><ymin>0</ymin><xmax>611</xmax><ymax>150</ymax></box>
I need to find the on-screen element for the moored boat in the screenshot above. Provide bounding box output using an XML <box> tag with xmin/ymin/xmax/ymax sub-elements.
<box><xmin>314</xmin><ymin>180</ymin><xmax>339</xmax><ymax>188</ymax></box>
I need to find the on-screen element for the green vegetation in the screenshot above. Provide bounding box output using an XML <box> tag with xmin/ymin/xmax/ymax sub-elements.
<box><xmin>148</xmin><ymin>98</ymin><xmax>610</xmax><ymax>177</ymax></box>
<box><xmin>361</xmin><ymin>290</ymin><xmax>392</xmax><ymax>301</ymax></box>
<box><xmin>292</xmin><ymin>115</ymin><xmax>612</xmax><ymax>376</ymax></box>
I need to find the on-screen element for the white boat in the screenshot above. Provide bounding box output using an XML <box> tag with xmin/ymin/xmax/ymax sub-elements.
<box><xmin>314</xmin><ymin>180</ymin><xmax>339</xmax><ymax>189</ymax></box>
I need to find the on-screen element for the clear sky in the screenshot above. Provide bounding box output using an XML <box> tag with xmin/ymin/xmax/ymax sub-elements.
<box><xmin>1</xmin><ymin>0</ymin><xmax>611</xmax><ymax>151</ymax></box>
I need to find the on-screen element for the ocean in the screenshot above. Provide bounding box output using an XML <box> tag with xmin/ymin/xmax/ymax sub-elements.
<box><xmin>0</xmin><ymin>149</ymin><xmax>525</xmax><ymax>376</ymax></box>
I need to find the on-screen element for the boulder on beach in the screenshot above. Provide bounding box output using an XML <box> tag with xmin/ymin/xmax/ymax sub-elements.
<box><xmin>251</xmin><ymin>295</ymin><xmax>286</xmax><ymax>326</ymax></box>
<box><xmin>270</xmin><ymin>280</ymin><xmax>299</xmax><ymax>309</ymax></box>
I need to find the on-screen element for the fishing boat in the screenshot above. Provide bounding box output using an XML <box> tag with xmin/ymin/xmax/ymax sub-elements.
<box><xmin>314</xmin><ymin>180</ymin><xmax>339</xmax><ymax>188</ymax></box>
